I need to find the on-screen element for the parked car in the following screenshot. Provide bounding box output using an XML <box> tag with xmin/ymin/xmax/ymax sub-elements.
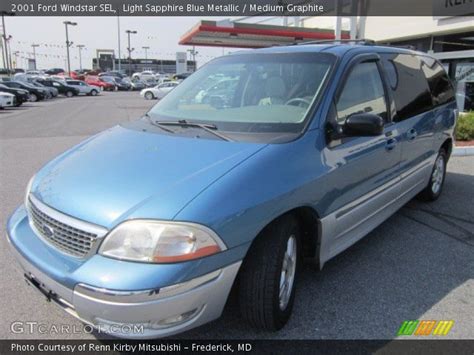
<box><xmin>195</xmin><ymin>78</ymin><xmax>239</xmax><ymax>104</ymax></box>
<box><xmin>70</xmin><ymin>71</ymin><xmax>86</xmax><ymax>81</ymax></box>
<box><xmin>85</xmin><ymin>76</ymin><xmax>115</xmax><ymax>91</ymax></box>
<box><xmin>0</xmin><ymin>68</ymin><xmax>15</xmax><ymax>78</ymax></box>
<box><xmin>0</xmin><ymin>84</ymin><xmax>29</xmax><ymax>106</ymax></box>
<box><xmin>131</xmin><ymin>78</ymin><xmax>146</xmax><ymax>91</ymax></box>
<box><xmin>35</xmin><ymin>79</ymin><xmax>80</xmax><ymax>97</ymax></box>
<box><xmin>74</xmin><ymin>69</ymin><xmax>92</xmax><ymax>75</ymax></box>
<box><xmin>45</xmin><ymin>68</ymin><xmax>65</xmax><ymax>75</ymax></box>
<box><xmin>2</xmin><ymin>80</ymin><xmax>47</xmax><ymax>102</ymax></box>
<box><xmin>28</xmin><ymin>80</ymin><xmax>57</xmax><ymax>99</ymax></box>
<box><xmin>99</xmin><ymin>71</ymin><xmax>127</xmax><ymax>79</ymax></box>
<box><xmin>6</xmin><ymin>44</ymin><xmax>457</xmax><ymax>339</ymax></box>
<box><xmin>142</xmin><ymin>77</ymin><xmax>158</xmax><ymax>88</ymax></box>
<box><xmin>25</xmin><ymin>70</ymin><xmax>45</xmax><ymax>79</ymax></box>
<box><xmin>49</xmin><ymin>75</ymin><xmax>68</xmax><ymax>82</ymax></box>
<box><xmin>132</xmin><ymin>70</ymin><xmax>156</xmax><ymax>81</ymax></box>
<box><xmin>172</xmin><ymin>72</ymin><xmax>192</xmax><ymax>81</ymax></box>
<box><xmin>98</xmin><ymin>76</ymin><xmax>117</xmax><ymax>90</ymax></box>
<box><xmin>140</xmin><ymin>81</ymin><xmax>179</xmax><ymax>100</ymax></box>
<box><xmin>104</xmin><ymin>76</ymin><xmax>131</xmax><ymax>91</ymax></box>
<box><xmin>0</xmin><ymin>91</ymin><xmax>15</xmax><ymax>108</ymax></box>
<box><xmin>65</xmin><ymin>80</ymin><xmax>100</xmax><ymax>96</ymax></box>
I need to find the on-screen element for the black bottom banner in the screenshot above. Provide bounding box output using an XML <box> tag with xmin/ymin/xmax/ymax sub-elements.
<box><xmin>1</xmin><ymin>340</ymin><xmax>474</xmax><ymax>355</ymax></box>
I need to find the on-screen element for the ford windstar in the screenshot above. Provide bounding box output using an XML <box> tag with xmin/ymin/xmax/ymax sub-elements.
<box><xmin>7</xmin><ymin>42</ymin><xmax>457</xmax><ymax>338</ymax></box>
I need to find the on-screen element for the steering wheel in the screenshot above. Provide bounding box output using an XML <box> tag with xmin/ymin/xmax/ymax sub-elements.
<box><xmin>285</xmin><ymin>98</ymin><xmax>311</xmax><ymax>108</ymax></box>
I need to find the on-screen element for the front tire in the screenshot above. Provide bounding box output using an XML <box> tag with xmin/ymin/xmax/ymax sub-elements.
<box><xmin>29</xmin><ymin>93</ymin><xmax>38</xmax><ymax>102</ymax></box>
<box><xmin>418</xmin><ymin>149</ymin><xmax>447</xmax><ymax>201</ymax></box>
<box><xmin>90</xmin><ymin>89</ymin><xmax>98</xmax><ymax>96</ymax></box>
<box><xmin>238</xmin><ymin>214</ymin><xmax>301</xmax><ymax>331</ymax></box>
<box><xmin>66</xmin><ymin>91</ymin><xmax>74</xmax><ymax>98</ymax></box>
<box><xmin>145</xmin><ymin>92</ymin><xmax>154</xmax><ymax>100</ymax></box>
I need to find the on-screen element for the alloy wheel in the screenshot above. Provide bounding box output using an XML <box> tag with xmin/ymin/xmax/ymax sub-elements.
<box><xmin>279</xmin><ymin>235</ymin><xmax>297</xmax><ymax>311</ymax></box>
<box><xmin>431</xmin><ymin>154</ymin><xmax>445</xmax><ymax>194</ymax></box>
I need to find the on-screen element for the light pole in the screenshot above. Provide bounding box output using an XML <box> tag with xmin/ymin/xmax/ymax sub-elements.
<box><xmin>6</xmin><ymin>35</ymin><xmax>12</xmax><ymax>72</ymax></box>
<box><xmin>142</xmin><ymin>46</ymin><xmax>149</xmax><ymax>60</ymax></box>
<box><xmin>187</xmin><ymin>46</ymin><xmax>198</xmax><ymax>72</ymax></box>
<box><xmin>13</xmin><ymin>50</ymin><xmax>19</xmax><ymax>69</ymax></box>
<box><xmin>77</xmin><ymin>45</ymin><xmax>85</xmax><ymax>70</ymax></box>
<box><xmin>126</xmin><ymin>30</ymin><xmax>137</xmax><ymax>75</ymax></box>
<box><xmin>1</xmin><ymin>11</ymin><xmax>14</xmax><ymax>73</ymax></box>
<box><xmin>117</xmin><ymin>15</ymin><xmax>121</xmax><ymax>72</ymax></box>
<box><xmin>31</xmin><ymin>44</ymin><xmax>39</xmax><ymax>70</ymax></box>
<box><xmin>63</xmin><ymin>21</ymin><xmax>77</xmax><ymax>74</ymax></box>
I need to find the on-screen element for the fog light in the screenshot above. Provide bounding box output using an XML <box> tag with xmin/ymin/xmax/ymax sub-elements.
<box><xmin>149</xmin><ymin>307</ymin><xmax>203</xmax><ymax>329</ymax></box>
<box><xmin>93</xmin><ymin>306</ymin><xmax>203</xmax><ymax>333</ymax></box>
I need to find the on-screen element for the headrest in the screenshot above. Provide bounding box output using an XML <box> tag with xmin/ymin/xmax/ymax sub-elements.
<box><xmin>265</xmin><ymin>76</ymin><xmax>286</xmax><ymax>99</ymax></box>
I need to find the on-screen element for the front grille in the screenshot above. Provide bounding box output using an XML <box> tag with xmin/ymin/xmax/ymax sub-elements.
<box><xmin>28</xmin><ymin>198</ymin><xmax>98</xmax><ymax>258</ymax></box>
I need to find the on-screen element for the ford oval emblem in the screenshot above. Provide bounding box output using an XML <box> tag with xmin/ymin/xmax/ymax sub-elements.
<box><xmin>42</xmin><ymin>224</ymin><xmax>54</xmax><ymax>238</ymax></box>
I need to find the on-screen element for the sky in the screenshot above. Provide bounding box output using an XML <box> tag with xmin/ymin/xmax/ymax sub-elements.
<box><xmin>2</xmin><ymin>16</ymin><xmax>243</xmax><ymax>70</ymax></box>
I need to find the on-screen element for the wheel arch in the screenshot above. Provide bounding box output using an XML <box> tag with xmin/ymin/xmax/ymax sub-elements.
<box><xmin>243</xmin><ymin>206</ymin><xmax>322</xmax><ymax>266</ymax></box>
<box><xmin>440</xmin><ymin>138</ymin><xmax>453</xmax><ymax>160</ymax></box>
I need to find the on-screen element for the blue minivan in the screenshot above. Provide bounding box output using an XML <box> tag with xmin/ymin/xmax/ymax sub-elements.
<box><xmin>7</xmin><ymin>42</ymin><xmax>457</xmax><ymax>338</ymax></box>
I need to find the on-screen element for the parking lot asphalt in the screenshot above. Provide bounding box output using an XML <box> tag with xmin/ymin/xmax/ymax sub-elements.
<box><xmin>0</xmin><ymin>92</ymin><xmax>473</xmax><ymax>340</ymax></box>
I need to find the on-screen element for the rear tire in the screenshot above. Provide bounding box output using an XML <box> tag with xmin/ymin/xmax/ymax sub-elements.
<box><xmin>418</xmin><ymin>149</ymin><xmax>447</xmax><ymax>202</ymax></box>
<box><xmin>66</xmin><ymin>91</ymin><xmax>74</xmax><ymax>98</ymax></box>
<box><xmin>238</xmin><ymin>214</ymin><xmax>301</xmax><ymax>331</ymax></box>
<box><xmin>29</xmin><ymin>93</ymin><xmax>38</xmax><ymax>102</ymax></box>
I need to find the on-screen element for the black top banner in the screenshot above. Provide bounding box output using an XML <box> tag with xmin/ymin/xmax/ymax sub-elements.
<box><xmin>0</xmin><ymin>0</ymin><xmax>473</xmax><ymax>16</ymax></box>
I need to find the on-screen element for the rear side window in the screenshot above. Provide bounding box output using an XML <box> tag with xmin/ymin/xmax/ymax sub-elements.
<box><xmin>421</xmin><ymin>56</ymin><xmax>455</xmax><ymax>106</ymax></box>
<box><xmin>336</xmin><ymin>61</ymin><xmax>387</xmax><ymax>123</ymax></box>
<box><xmin>381</xmin><ymin>53</ymin><xmax>432</xmax><ymax>121</ymax></box>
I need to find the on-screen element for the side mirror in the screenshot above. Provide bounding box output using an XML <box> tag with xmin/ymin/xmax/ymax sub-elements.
<box><xmin>344</xmin><ymin>113</ymin><xmax>384</xmax><ymax>136</ymax></box>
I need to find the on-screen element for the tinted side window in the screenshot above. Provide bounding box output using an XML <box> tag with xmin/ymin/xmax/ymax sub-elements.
<box><xmin>336</xmin><ymin>61</ymin><xmax>387</xmax><ymax>123</ymax></box>
<box><xmin>421</xmin><ymin>56</ymin><xmax>455</xmax><ymax>106</ymax></box>
<box><xmin>381</xmin><ymin>54</ymin><xmax>432</xmax><ymax>121</ymax></box>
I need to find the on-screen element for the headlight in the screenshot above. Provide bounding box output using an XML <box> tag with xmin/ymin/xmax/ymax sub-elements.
<box><xmin>24</xmin><ymin>175</ymin><xmax>35</xmax><ymax>206</ymax></box>
<box><xmin>98</xmin><ymin>220</ymin><xmax>226</xmax><ymax>263</ymax></box>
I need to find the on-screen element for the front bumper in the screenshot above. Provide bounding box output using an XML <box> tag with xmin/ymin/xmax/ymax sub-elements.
<box><xmin>1</xmin><ymin>97</ymin><xmax>14</xmax><ymax>107</ymax></box>
<box><xmin>6</xmin><ymin>207</ymin><xmax>242</xmax><ymax>339</ymax></box>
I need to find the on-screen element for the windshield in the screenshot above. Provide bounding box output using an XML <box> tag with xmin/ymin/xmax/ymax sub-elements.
<box><xmin>148</xmin><ymin>52</ymin><xmax>335</xmax><ymax>136</ymax></box>
<box><xmin>19</xmin><ymin>82</ymin><xmax>36</xmax><ymax>89</ymax></box>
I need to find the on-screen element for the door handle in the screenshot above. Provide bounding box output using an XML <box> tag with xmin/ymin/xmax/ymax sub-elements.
<box><xmin>407</xmin><ymin>128</ymin><xmax>418</xmax><ymax>141</ymax></box>
<box><xmin>386</xmin><ymin>138</ymin><xmax>397</xmax><ymax>151</ymax></box>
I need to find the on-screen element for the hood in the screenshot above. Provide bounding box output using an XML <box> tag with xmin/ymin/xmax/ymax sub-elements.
<box><xmin>31</xmin><ymin>125</ymin><xmax>266</xmax><ymax>229</ymax></box>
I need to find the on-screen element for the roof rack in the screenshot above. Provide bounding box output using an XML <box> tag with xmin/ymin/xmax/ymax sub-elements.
<box><xmin>297</xmin><ymin>39</ymin><xmax>376</xmax><ymax>46</ymax></box>
<box><xmin>381</xmin><ymin>43</ymin><xmax>417</xmax><ymax>50</ymax></box>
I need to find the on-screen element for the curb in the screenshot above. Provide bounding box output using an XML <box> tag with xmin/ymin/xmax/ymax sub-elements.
<box><xmin>452</xmin><ymin>146</ymin><xmax>474</xmax><ymax>157</ymax></box>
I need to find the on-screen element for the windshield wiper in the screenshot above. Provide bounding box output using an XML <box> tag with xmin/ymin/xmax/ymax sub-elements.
<box><xmin>144</xmin><ymin>113</ymin><xmax>176</xmax><ymax>134</ymax></box>
<box><xmin>156</xmin><ymin>119</ymin><xmax>234</xmax><ymax>142</ymax></box>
